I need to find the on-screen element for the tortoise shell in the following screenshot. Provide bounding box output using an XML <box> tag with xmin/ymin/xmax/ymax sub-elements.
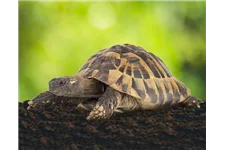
<box><xmin>77</xmin><ymin>44</ymin><xmax>190</xmax><ymax>105</ymax></box>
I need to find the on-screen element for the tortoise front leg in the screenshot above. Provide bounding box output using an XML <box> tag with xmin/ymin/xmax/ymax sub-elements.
<box><xmin>76</xmin><ymin>98</ymin><xmax>98</xmax><ymax>112</ymax></box>
<box><xmin>77</xmin><ymin>103</ymin><xmax>93</xmax><ymax>111</ymax></box>
<box><xmin>86</xmin><ymin>87</ymin><xmax>122</xmax><ymax>120</ymax></box>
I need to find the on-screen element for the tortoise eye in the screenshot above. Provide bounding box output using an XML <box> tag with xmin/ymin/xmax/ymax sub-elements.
<box><xmin>59</xmin><ymin>81</ymin><xmax>64</xmax><ymax>85</ymax></box>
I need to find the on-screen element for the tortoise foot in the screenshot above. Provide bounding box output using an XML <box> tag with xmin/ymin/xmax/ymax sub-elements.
<box><xmin>182</xmin><ymin>96</ymin><xmax>204</xmax><ymax>108</ymax></box>
<box><xmin>86</xmin><ymin>104</ymin><xmax>113</xmax><ymax>120</ymax></box>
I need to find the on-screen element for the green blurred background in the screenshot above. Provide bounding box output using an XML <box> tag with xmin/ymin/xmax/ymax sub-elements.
<box><xmin>19</xmin><ymin>1</ymin><xmax>206</xmax><ymax>102</ymax></box>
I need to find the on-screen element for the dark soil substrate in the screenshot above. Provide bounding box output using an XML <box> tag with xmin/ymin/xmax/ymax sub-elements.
<box><xmin>19</xmin><ymin>92</ymin><xmax>206</xmax><ymax>150</ymax></box>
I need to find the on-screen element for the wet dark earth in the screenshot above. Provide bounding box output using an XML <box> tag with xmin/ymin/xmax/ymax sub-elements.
<box><xmin>19</xmin><ymin>92</ymin><xmax>206</xmax><ymax>150</ymax></box>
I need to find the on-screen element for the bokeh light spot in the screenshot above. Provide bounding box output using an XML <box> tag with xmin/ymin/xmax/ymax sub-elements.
<box><xmin>88</xmin><ymin>3</ymin><xmax>116</xmax><ymax>30</ymax></box>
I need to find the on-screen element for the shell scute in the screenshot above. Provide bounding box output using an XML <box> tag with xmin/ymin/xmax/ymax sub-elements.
<box><xmin>77</xmin><ymin>44</ymin><xmax>190</xmax><ymax>102</ymax></box>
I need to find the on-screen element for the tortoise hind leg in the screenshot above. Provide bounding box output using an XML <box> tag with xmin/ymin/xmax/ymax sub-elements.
<box><xmin>86</xmin><ymin>87</ymin><xmax>122</xmax><ymax>120</ymax></box>
<box><xmin>181</xmin><ymin>96</ymin><xmax>204</xmax><ymax>108</ymax></box>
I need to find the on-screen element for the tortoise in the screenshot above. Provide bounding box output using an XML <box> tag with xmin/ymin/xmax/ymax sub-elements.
<box><xmin>48</xmin><ymin>44</ymin><xmax>202</xmax><ymax>120</ymax></box>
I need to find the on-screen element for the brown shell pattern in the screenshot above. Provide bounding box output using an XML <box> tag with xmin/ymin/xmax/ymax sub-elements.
<box><xmin>77</xmin><ymin>44</ymin><xmax>190</xmax><ymax>104</ymax></box>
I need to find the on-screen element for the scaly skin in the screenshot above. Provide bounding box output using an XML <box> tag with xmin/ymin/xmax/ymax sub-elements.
<box><xmin>86</xmin><ymin>87</ymin><xmax>141</xmax><ymax>120</ymax></box>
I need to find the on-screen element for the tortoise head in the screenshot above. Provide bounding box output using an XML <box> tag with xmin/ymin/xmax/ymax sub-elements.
<box><xmin>49</xmin><ymin>76</ymin><xmax>72</xmax><ymax>90</ymax></box>
<box><xmin>49</xmin><ymin>76</ymin><xmax>105</xmax><ymax>98</ymax></box>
